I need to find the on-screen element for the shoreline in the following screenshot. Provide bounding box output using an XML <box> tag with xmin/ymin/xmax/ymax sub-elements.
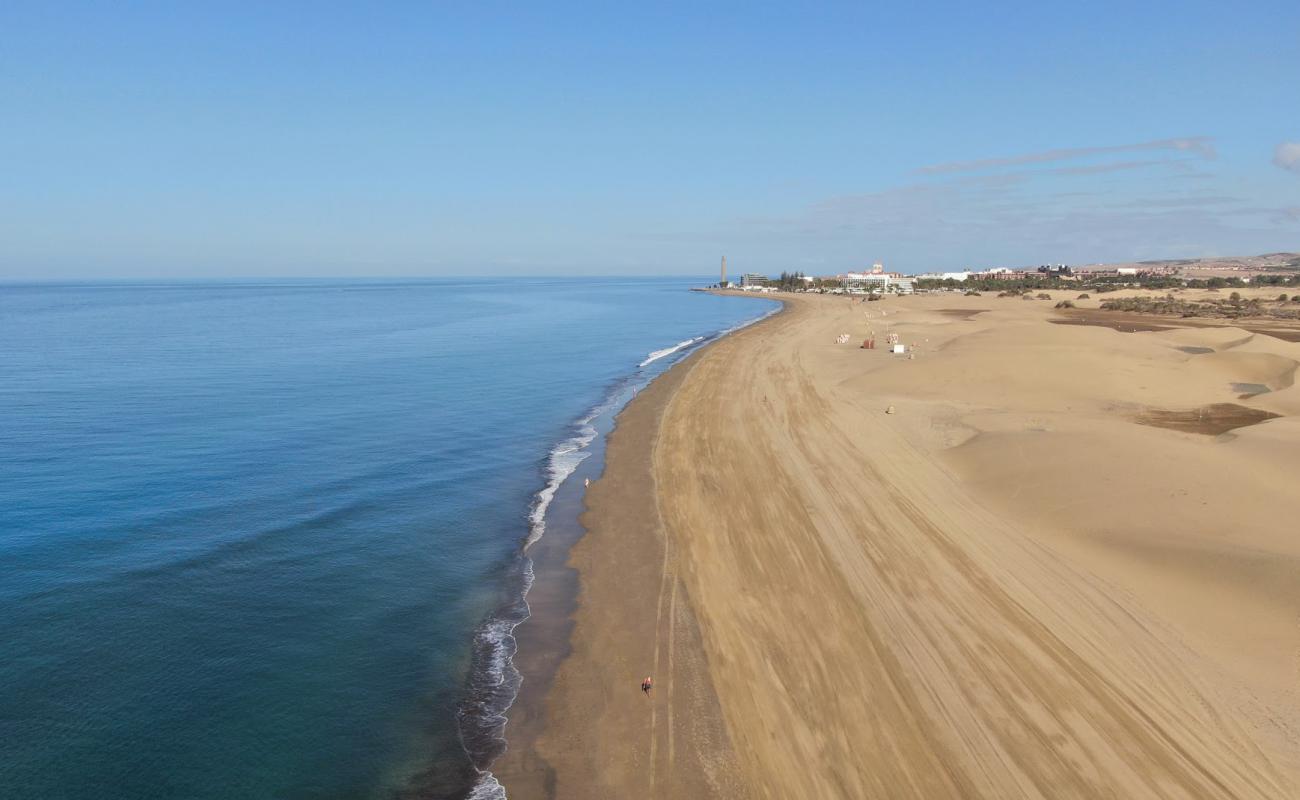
<box><xmin>491</xmin><ymin>296</ymin><xmax>785</xmax><ymax>798</ymax></box>
<box><xmin>505</xmin><ymin>289</ymin><xmax>1299</xmax><ymax>797</ymax></box>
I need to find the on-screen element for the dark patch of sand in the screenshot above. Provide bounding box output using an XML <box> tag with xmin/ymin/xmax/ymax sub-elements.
<box><xmin>1232</xmin><ymin>382</ymin><xmax>1272</xmax><ymax>399</ymax></box>
<box><xmin>937</xmin><ymin>308</ymin><xmax>990</xmax><ymax>319</ymax></box>
<box><xmin>1053</xmin><ymin>309</ymin><xmax>1300</xmax><ymax>342</ymax></box>
<box><xmin>1133</xmin><ymin>403</ymin><xmax>1281</xmax><ymax>436</ymax></box>
<box><xmin>1051</xmin><ymin>312</ymin><xmax>1183</xmax><ymax>334</ymax></box>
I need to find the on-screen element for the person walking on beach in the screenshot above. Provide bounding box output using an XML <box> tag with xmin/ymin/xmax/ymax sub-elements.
<box><xmin>641</xmin><ymin>676</ymin><xmax>653</xmax><ymax>696</ymax></box>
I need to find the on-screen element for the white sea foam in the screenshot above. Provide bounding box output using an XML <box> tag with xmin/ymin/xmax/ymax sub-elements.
<box><xmin>525</xmin><ymin>418</ymin><xmax>598</xmax><ymax>548</ymax></box>
<box><xmin>528</xmin><ymin>313</ymin><xmax>778</xmax><ymax>547</ymax></box>
<box><xmin>639</xmin><ymin>336</ymin><xmax>705</xmax><ymax>368</ymax></box>
<box><xmin>466</xmin><ymin>773</ymin><xmax>506</xmax><ymax>800</ymax></box>
<box><xmin>457</xmin><ymin>561</ymin><xmax>531</xmax><ymax>798</ymax></box>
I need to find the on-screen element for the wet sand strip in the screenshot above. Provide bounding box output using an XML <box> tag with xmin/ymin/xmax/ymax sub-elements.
<box><xmin>496</xmin><ymin>314</ymin><xmax>769</xmax><ymax>799</ymax></box>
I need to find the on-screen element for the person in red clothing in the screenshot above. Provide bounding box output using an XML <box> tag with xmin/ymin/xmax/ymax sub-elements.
<box><xmin>641</xmin><ymin>676</ymin><xmax>653</xmax><ymax>696</ymax></box>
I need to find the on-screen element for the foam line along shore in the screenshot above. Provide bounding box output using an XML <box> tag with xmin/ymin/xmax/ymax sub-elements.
<box><xmin>464</xmin><ymin>295</ymin><xmax>782</xmax><ymax>799</ymax></box>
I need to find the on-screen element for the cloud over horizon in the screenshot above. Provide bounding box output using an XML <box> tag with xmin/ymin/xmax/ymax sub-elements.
<box><xmin>693</xmin><ymin>159</ymin><xmax>1296</xmax><ymax>272</ymax></box>
<box><xmin>916</xmin><ymin>137</ymin><xmax>1216</xmax><ymax>175</ymax></box>
<box><xmin>1275</xmin><ymin>142</ymin><xmax>1300</xmax><ymax>174</ymax></box>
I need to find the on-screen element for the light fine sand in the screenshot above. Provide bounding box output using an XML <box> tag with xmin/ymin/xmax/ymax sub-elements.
<box><xmin>509</xmin><ymin>292</ymin><xmax>1300</xmax><ymax>799</ymax></box>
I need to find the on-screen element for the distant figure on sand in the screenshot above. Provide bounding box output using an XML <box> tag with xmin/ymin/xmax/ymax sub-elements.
<box><xmin>641</xmin><ymin>676</ymin><xmax>653</xmax><ymax>695</ymax></box>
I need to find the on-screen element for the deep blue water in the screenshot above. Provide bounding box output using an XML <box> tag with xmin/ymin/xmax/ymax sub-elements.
<box><xmin>0</xmin><ymin>278</ymin><xmax>775</xmax><ymax>799</ymax></box>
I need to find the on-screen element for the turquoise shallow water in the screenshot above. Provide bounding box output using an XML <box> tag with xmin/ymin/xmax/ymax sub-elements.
<box><xmin>0</xmin><ymin>278</ymin><xmax>775</xmax><ymax>799</ymax></box>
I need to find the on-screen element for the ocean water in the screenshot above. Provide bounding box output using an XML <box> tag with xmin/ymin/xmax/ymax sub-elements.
<box><xmin>0</xmin><ymin>278</ymin><xmax>776</xmax><ymax>799</ymax></box>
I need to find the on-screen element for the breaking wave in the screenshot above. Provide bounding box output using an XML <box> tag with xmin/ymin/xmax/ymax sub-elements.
<box><xmin>639</xmin><ymin>336</ymin><xmax>705</xmax><ymax>367</ymax></box>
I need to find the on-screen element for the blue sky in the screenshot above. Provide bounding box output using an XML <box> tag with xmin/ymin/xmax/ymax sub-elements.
<box><xmin>2</xmin><ymin>1</ymin><xmax>1297</xmax><ymax>278</ymax></box>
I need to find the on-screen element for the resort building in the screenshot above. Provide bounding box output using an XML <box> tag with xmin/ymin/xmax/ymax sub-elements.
<box><xmin>972</xmin><ymin>268</ymin><xmax>1032</xmax><ymax>281</ymax></box>
<box><xmin>842</xmin><ymin>272</ymin><xmax>913</xmax><ymax>294</ymax></box>
<box><xmin>843</xmin><ymin>272</ymin><xmax>889</xmax><ymax>293</ymax></box>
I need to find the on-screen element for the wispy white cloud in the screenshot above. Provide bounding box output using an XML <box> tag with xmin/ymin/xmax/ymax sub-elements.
<box><xmin>915</xmin><ymin>137</ymin><xmax>1215</xmax><ymax>175</ymax></box>
<box><xmin>1229</xmin><ymin>206</ymin><xmax>1300</xmax><ymax>224</ymax></box>
<box><xmin>943</xmin><ymin>158</ymin><xmax>1180</xmax><ymax>188</ymax></box>
<box><xmin>1274</xmin><ymin>142</ymin><xmax>1300</xmax><ymax>174</ymax></box>
<box><xmin>675</xmin><ymin>172</ymin><xmax>1288</xmax><ymax>270</ymax></box>
<box><xmin>1048</xmin><ymin>159</ymin><xmax>1169</xmax><ymax>176</ymax></box>
<box><xmin>632</xmin><ymin>139</ymin><xmax>1286</xmax><ymax>271</ymax></box>
<box><xmin>1115</xmin><ymin>195</ymin><xmax>1240</xmax><ymax>208</ymax></box>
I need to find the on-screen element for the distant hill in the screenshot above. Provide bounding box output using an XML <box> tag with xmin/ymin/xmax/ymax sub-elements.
<box><xmin>1074</xmin><ymin>252</ymin><xmax>1300</xmax><ymax>276</ymax></box>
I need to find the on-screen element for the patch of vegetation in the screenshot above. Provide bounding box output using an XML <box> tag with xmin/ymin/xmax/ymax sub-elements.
<box><xmin>1077</xmin><ymin>293</ymin><xmax>1091</xmax><ymax>299</ymax></box>
<box><xmin>774</xmin><ymin>271</ymin><xmax>811</xmax><ymax>291</ymax></box>
<box><xmin>1055</xmin><ymin>300</ymin><xmax>1075</xmax><ymax>309</ymax></box>
<box><xmin>1099</xmin><ymin>295</ymin><xmax>1300</xmax><ymax>321</ymax></box>
<box><xmin>912</xmin><ymin>269</ymin><xmax>1300</xmax><ymax>296</ymax></box>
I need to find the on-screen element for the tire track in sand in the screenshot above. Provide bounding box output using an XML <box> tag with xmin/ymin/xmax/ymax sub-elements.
<box><xmin>647</xmin><ymin>505</ymin><xmax>673</xmax><ymax>794</ymax></box>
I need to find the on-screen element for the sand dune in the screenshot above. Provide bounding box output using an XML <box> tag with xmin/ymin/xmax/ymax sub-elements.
<box><xmin>518</xmin><ymin>291</ymin><xmax>1300</xmax><ymax>799</ymax></box>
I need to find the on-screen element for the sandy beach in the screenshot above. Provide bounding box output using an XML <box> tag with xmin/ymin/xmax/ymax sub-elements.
<box><xmin>504</xmin><ymin>290</ymin><xmax>1300</xmax><ymax>799</ymax></box>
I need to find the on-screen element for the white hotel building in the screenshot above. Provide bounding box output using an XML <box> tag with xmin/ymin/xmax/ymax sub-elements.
<box><xmin>843</xmin><ymin>272</ymin><xmax>914</xmax><ymax>294</ymax></box>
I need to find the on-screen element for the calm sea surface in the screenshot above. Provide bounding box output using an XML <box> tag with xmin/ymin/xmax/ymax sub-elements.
<box><xmin>0</xmin><ymin>278</ymin><xmax>775</xmax><ymax>799</ymax></box>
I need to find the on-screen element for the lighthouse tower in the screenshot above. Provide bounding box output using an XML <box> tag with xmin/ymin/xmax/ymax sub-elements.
<box><xmin>721</xmin><ymin>255</ymin><xmax>728</xmax><ymax>287</ymax></box>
